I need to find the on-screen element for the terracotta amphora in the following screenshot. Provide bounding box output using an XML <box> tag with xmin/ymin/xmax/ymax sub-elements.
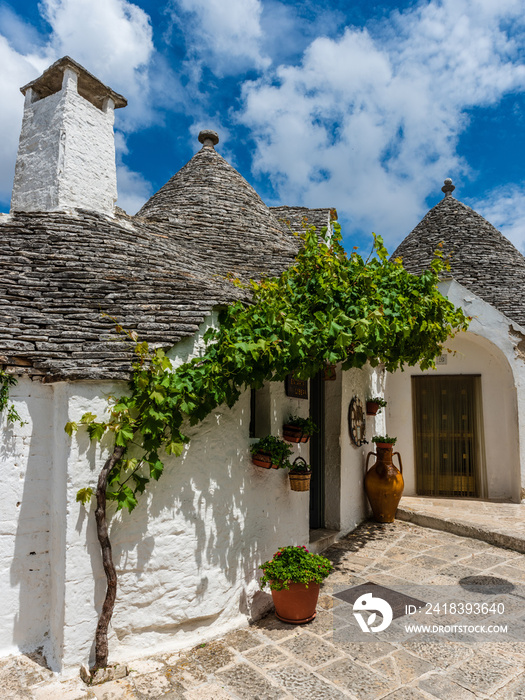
<box><xmin>364</xmin><ymin>443</ymin><xmax>404</xmax><ymax>523</ymax></box>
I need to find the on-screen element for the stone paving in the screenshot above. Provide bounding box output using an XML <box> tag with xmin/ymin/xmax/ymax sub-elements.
<box><xmin>398</xmin><ymin>496</ymin><xmax>525</xmax><ymax>553</ymax></box>
<box><xmin>4</xmin><ymin>519</ymin><xmax>525</xmax><ymax>699</ymax></box>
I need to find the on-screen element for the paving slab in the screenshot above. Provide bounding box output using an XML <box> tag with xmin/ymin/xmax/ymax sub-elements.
<box><xmin>5</xmin><ymin>518</ymin><xmax>525</xmax><ymax>699</ymax></box>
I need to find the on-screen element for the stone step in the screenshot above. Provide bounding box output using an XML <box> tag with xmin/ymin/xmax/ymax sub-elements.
<box><xmin>308</xmin><ymin>528</ymin><xmax>339</xmax><ymax>554</ymax></box>
<box><xmin>397</xmin><ymin>503</ymin><xmax>525</xmax><ymax>554</ymax></box>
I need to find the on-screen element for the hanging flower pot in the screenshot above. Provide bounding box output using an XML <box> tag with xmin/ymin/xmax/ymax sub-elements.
<box><xmin>282</xmin><ymin>416</ymin><xmax>318</xmax><ymax>443</ymax></box>
<box><xmin>250</xmin><ymin>436</ymin><xmax>293</xmax><ymax>470</ymax></box>
<box><xmin>288</xmin><ymin>457</ymin><xmax>312</xmax><ymax>492</ymax></box>
<box><xmin>322</xmin><ymin>364</ymin><xmax>336</xmax><ymax>381</ymax></box>
<box><xmin>366</xmin><ymin>397</ymin><xmax>387</xmax><ymax>416</ymax></box>
<box><xmin>251</xmin><ymin>451</ymin><xmax>279</xmax><ymax>469</ymax></box>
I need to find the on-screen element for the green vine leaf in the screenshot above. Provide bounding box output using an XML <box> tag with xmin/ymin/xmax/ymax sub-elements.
<box><xmin>80</xmin><ymin>412</ymin><xmax>97</xmax><ymax>424</ymax></box>
<box><xmin>165</xmin><ymin>440</ymin><xmax>185</xmax><ymax>457</ymax></box>
<box><xmin>87</xmin><ymin>422</ymin><xmax>107</xmax><ymax>442</ymax></box>
<box><xmin>76</xmin><ymin>487</ymin><xmax>94</xmax><ymax>505</ymax></box>
<box><xmin>65</xmin><ymin>421</ymin><xmax>78</xmax><ymax>436</ymax></box>
<box><xmin>71</xmin><ymin>223</ymin><xmax>469</xmax><ymax>514</ymax></box>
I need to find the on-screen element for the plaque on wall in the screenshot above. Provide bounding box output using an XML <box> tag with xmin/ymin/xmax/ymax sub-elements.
<box><xmin>285</xmin><ymin>374</ymin><xmax>308</xmax><ymax>399</ymax></box>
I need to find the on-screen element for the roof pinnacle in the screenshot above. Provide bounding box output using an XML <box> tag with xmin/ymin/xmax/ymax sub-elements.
<box><xmin>441</xmin><ymin>178</ymin><xmax>455</xmax><ymax>197</ymax></box>
<box><xmin>198</xmin><ymin>130</ymin><xmax>219</xmax><ymax>149</ymax></box>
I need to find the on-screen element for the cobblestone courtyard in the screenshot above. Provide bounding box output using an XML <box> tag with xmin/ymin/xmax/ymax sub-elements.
<box><xmin>4</xmin><ymin>518</ymin><xmax>525</xmax><ymax>699</ymax></box>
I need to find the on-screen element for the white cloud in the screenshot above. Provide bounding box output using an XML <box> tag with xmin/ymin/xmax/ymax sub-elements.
<box><xmin>42</xmin><ymin>0</ymin><xmax>156</xmax><ymax>129</ymax></box>
<box><xmin>471</xmin><ymin>184</ymin><xmax>525</xmax><ymax>255</ymax></box>
<box><xmin>0</xmin><ymin>37</ymin><xmax>49</xmax><ymax>206</ymax></box>
<box><xmin>238</xmin><ymin>0</ymin><xmax>525</xmax><ymax>247</ymax></box>
<box><xmin>168</xmin><ymin>0</ymin><xmax>270</xmax><ymax>75</ymax></box>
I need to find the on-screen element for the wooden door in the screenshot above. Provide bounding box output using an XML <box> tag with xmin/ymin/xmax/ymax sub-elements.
<box><xmin>412</xmin><ymin>375</ymin><xmax>484</xmax><ymax>497</ymax></box>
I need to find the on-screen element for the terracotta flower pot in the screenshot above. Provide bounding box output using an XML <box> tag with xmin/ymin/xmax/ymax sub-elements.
<box><xmin>252</xmin><ymin>451</ymin><xmax>280</xmax><ymax>469</ymax></box>
<box><xmin>366</xmin><ymin>401</ymin><xmax>380</xmax><ymax>416</ymax></box>
<box><xmin>282</xmin><ymin>425</ymin><xmax>310</xmax><ymax>443</ymax></box>
<box><xmin>271</xmin><ymin>581</ymin><xmax>320</xmax><ymax>624</ymax></box>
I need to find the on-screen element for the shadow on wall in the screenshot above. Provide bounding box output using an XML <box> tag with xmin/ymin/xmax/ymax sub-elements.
<box><xmin>8</xmin><ymin>384</ymin><xmax>53</xmax><ymax>658</ymax></box>
<box><xmin>80</xmin><ymin>391</ymin><xmax>297</xmax><ymax>654</ymax></box>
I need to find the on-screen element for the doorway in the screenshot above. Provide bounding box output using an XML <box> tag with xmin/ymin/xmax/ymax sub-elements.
<box><xmin>412</xmin><ymin>375</ymin><xmax>486</xmax><ymax>497</ymax></box>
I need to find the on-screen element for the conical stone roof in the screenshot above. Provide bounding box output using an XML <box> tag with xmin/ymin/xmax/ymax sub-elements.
<box><xmin>0</xmin><ymin>131</ymin><xmax>331</xmax><ymax>380</ymax></box>
<box><xmin>137</xmin><ymin>136</ymin><xmax>299</xmax><ymax>280</ymax></box>
<box><xmin>392</xmin><ymin>185</ymin><xmax>525</xmax><ymax>327</ymax></box>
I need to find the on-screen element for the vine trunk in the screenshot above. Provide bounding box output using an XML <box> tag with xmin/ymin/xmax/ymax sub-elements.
<box><xmin>94</xmin><ymin>445</ymin><xmax>125</xmax><ymax>670</ymax></box>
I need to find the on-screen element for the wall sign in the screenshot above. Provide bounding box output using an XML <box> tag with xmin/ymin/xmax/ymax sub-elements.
<box><xmin>285</xmin><ymin>374</ymin><xmax>308</xmax><ymax>399</ymax></box>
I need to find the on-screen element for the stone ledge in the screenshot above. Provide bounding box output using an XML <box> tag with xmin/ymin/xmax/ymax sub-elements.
<box><xmin>396</xmin><ymin>506</ymin><xmax>525</xmax><ymax>553</ymax></box>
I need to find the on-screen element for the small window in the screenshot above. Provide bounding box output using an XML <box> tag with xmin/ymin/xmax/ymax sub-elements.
<box><xmin>249</xmin><ymin>385</ymin><xmax>271</xmax><ymax>438</ymax></box>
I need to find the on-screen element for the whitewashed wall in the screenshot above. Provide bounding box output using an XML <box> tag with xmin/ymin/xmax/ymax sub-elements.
<box><xmin>0</xmin><ymin>313</ymin><xmax>315</xmax><ymax>673</ymax></box>
<box><xmin>323</xmin><ymin>364</ymin><xmax>381</xmax><ymax>532</ymax></box>
<box><xmin>1</xmin><ymin>315</ymin><xmax>379</xmax><ymax>673</ymax></box>
<box><xmin>0</xmin><ymin>378</ymin><xmax>53</xmax><ymax>659</ymax></box>
<box><xmin>57</xmin><ymin>380</ymin><xmax>310</xmax><ymax>672</ymax></box>
<box><xmin>386</xmin><ymin>280</ymin><xmax>525</xmax><ymax>502</ymax></box>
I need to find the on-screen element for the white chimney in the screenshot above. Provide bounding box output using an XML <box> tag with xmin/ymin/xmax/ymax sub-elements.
<box><xmin>10</xmin><ymin>56</ymin><xmax>127</xmax><ymax>216</ymax></box>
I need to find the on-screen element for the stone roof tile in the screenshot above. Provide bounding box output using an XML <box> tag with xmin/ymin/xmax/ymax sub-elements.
<box><xmin>136</xmin><ymin>145</ymin><xmax>299</xmax><ymax>279</ymax></box>
<box><xmin>392</xmin><ymin>194</ymin><xmax>525</xmax><ymax>327</ymax></box>
<box><xmin>0</xmin><ymin>210</ymin><xmax>250</xmax><ymax>380</ymax></box>
<box><xmin>1</xmin><ymin>140</ymin><xmax>336</xmax><ymax>381</ymax></box>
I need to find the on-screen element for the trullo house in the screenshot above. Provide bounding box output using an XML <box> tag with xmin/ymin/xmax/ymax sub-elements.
<box><xmin>3</xmin><ymin>55</ymin><xmax>524</xmax><ymax>676</ymax></box>
<box><xmin>387</xmin><ymin>179</ymin><xmax>525</xmax><ymax>504</ymax></box>
<box><xmin>0</xmin><ymin>57</ymin><xmax>380</xmax><ymax>672</ymax></box>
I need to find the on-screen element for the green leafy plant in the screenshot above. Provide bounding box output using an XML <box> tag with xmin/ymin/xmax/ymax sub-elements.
<box><xmin>65</xmin><ymin>223</ymin><xmax>469</xmax><ymax>670</ymax></box>
<box><xmin>250</xmin><ymin>435</ymin><xmax>293</xmax><ymax>468</ymax></box>
<box><xmin>0</xmin><ymin>369</ymin><xmax>26</xmax><ymax>426</ymax></box>
<box><xmin>372</xmin><ymin>435</ymin><xmax>397</xmax><ymax>444</ymax></box>
<box><xmin>259</xmin><ymin>545</ymin><xmax>333</xmax><ymax>591</ymax></box>
<box><xmin>283</xmin><ymin>416</ymin><xmax>318</xmax><ymax>434</ymax></box>
<box><xmin>288</xmin><ymin>457</ymin><xmax>311</xmax><ymax>474</ymax></box>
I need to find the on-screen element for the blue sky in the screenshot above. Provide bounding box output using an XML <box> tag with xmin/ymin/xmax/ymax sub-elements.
<box><xmin>1</xmin><ymin>0</ymin><xmax>524</xmax><ymax>254</ymax></box>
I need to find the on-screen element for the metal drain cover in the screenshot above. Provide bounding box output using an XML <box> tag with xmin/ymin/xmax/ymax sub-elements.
<box><xmin>333</xmin><ymin>582</ymin><xmax>426</xmax><ymax>619</ymax></box>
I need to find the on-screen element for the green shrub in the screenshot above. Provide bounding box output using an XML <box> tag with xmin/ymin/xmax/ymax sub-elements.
<box><xmin>259</xmin><ymin>545</ymin><xmax>333</xmax><ymax>591</ymax></box>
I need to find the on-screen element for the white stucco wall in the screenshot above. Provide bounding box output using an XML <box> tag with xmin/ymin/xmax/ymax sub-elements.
<box><xmin>1</xmin><ymin>312</ymin><xmax>381</xmax><ymax>672</ymax></box>
<box><xmin>59</xmin><ymin>381</ymin><xmax>308</xmax><ymax>672</ymax></box>
<box><xmin>339</xmin><ymin>366</ymin><xmax>381</xmax><ymax>530</ymax></box>
<box><xmin>386</xmin><ymin>280</ymin><xmax>525</xmax><ymax>502</ymax></box>
<box><xmin>11</xmin><ymin>68</ymin><xmax>117</xmax><ymax>215</ymax></box>
<box><xmin>323</xmin><ymin>363</ymin><xmax>382</xmax><ymax>533</ymax></box>
<box><xmin>0</xmin><ymin>312</ymin><xmax>314</xmax><ymax>672</ymax></box>
<box><xmin>0</xmin><ymin>378</ymin><xmax>53</xmax><ymax>659</ymax></box>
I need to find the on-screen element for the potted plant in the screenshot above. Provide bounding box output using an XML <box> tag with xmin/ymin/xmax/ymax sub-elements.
<box><xmin>251</xmin><ymin>435</ymin><xmax>293</xmax><ymax>469</ymax></box>
<box><xmin>366</xmin><ymin>397</ymin><xmax>387</xmax><ymax>415</ymax></box>
<box><xmin>288</xmin><ymin>457</ymin><xmax>312</xmax><ymax>491</ymax></box>
<box><xmin>259</xmin><ymin>545</ymin><xmax>333</xmax><ymax>623</ymax></box>
<box><xmin>282</xmin><ymin>416</ymin><xmax>318</xmax><ymax>443</ymax></box>
<box><xmin>371</xmin><ymin>434</ymin><xmax>397</xmax><ymax>448</ymax></box>
<box><xmin>366</xmin><ymin>435</ymin><xmax>403</xmax><ymax>523</ymax></box>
